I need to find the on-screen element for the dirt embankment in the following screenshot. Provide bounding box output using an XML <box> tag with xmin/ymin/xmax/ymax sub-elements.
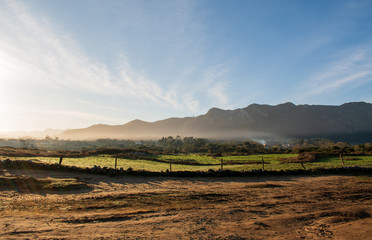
<box><xmin>0</xmin><ymin>167</ymin><xmax>371</xmax><ymax>239</ymax></box>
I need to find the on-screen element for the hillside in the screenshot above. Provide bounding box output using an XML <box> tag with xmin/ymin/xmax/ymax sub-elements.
<box><xmin>58</xmin><ymin>102</ymin><xmax>372</xmax><ymax>142</ymax></box>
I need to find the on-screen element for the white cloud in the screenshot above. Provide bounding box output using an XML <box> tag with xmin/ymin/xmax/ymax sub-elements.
<box><xmin>183</xmin><ymin>94</ymin><xmax>200</xmax><ymax>113</ymax></box>
<box><xmin>37</xmin><ymin>109</ymin><xmax>126</xmax><ymax>124</ymax></box>
<box><xmin>307</xmin><ymin>71</ymin><xmax>371</xmax><ymax>96</ymax></box>
<box><xmin>0</xmin><ymin>1</ymin><xmax>113</xmax><ymax>93</ymax></box>
<box><xmin>202</xmin><ymin>64</ymin><xmax>230</xmax><ymax>87</ymax></box>
<box><xmin>294</xmin><ymin>44</ymin><xmax>372</xmax><ymax>100</ymax></box>
<box><xmin>207</xmin><ymin>81</ymin><xmax>229</xmax><ymax>106</ymax></box>
<box><xmin>0</xmin><ymin>0</ymin><xmax>233</xmax><ymax>131</ymax></box>
<box><xmin>0</xmin><ymin>1</ymin><xmax>192</xmax><ymax>108</ymax></box>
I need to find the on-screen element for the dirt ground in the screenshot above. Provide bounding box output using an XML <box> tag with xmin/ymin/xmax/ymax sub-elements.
<box><xmin>0</xmin><ymin>167</ymin><xmax>371</xmax><ymax>240</ymax></box>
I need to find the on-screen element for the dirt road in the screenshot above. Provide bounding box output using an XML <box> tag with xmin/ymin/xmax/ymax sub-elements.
<box><xmin>0</xmin><ymin>168</ymin><xmax>371</xmax><ymax>239</ymax></box>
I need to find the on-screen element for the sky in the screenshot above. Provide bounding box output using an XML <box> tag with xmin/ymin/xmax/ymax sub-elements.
<box><xmin>1</xmin><ymin>0</ymin><xmax>372</xmax><ymax>132</ymax></box>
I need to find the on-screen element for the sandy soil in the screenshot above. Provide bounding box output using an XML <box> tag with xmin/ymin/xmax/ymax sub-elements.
<box><xmin>0</xmin><ymin>167</ymin><xmax>371</xmax><ymax>240</ymax></box>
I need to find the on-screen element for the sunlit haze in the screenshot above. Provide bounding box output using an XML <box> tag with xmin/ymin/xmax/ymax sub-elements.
<box><xmin>1</xmin><ymin>0</ymin><xmax>372</xmax><ymax>132</ymax></box>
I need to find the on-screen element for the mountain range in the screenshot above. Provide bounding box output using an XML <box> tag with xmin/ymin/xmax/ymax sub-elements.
<box><xmin>57</xmin><ymin>102</ymin><xmax>372</xmax><ymax>143</ymax></box>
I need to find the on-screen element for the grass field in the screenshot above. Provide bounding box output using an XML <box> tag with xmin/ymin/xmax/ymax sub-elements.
<box><xmin>2</xmin><ymin>153</ymin><xmax>372</xmax><ymax>172</ymax></box>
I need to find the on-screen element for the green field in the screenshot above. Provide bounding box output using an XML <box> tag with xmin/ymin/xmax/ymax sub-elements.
<box><xmin>2</xmin><ymin>154</ymin><xmax>372</xmax><ymax>172</ymax></box>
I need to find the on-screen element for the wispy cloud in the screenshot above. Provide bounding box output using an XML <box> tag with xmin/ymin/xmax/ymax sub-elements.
<box><xmin>37</xmin><ymin>109</ymin><xmax>126</xmax><ymax>124</ymax></box>
<box><xmin>0</xmin><ymin>0</ymin><xmax>231</xmax><ymax>117</ymax></box>
<box><xmin>293</xmin><ymin>44</ymin><xmax>372</xmax><ymax>101</ymax></box>
<box><xmin>0</xmin><ymin>0</ymin><xmax>115</xmax><ymax>94</ymax></box>
<box><xmin>307</xmin><ymin>71</ymin><xmax>371</xmax><ymax>96</ymax></box>
<box><xmin>207</xmin><ymin>81</ymin><xmax>229</xmax><ymax>106</ymax></box>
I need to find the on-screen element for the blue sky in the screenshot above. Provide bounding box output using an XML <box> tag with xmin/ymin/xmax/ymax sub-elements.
<box><xmin>1</xmin><ymin>0</ymin><xmax>372</xmax><ymax>131</ymax></box>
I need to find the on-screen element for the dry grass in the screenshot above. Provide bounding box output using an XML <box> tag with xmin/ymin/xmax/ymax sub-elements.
<box><xmin>0</xmin><ymin>166</ymin><xmax>371</xmax><ymax>239</ymax></box>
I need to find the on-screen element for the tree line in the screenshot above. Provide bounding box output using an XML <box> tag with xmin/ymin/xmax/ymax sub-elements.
<box><xmin>0</xmin><ymin>136</ymin><xmax>371</xmax><ymax>155</ymax></box>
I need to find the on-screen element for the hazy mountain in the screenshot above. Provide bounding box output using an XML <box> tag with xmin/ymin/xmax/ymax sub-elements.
<box><xmin>0</xmin><ymin>128</ymin><xmax>66</xmax><ymax>139</ymax></box>
<box><xmin>58</xmin><ymin>102</ymin><xmax>372</xmax><ymax>143</ymax></box>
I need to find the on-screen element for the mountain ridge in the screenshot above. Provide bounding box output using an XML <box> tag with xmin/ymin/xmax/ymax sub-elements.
<box><xmin>57</xmin><ymin>102</ymin><xmax>372</xmax><ymax>143</ymax></box>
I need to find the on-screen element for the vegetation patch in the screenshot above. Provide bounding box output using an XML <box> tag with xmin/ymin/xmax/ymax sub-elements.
<box><xmin>0</xmin><ymin>175</ymin><xmax>89</xmax><ymax>192</ymax></box>
<box><xmin>279</xmin><ymin>152</ymin><xmax>317</xmax><ymax>163</ymax></box>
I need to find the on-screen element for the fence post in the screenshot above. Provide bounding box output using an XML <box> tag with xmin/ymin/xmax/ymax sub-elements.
<box><xmin>221</xmin><ymin>159</ymin><xmax>223</xmax><ymax>171</ymax></box>
<box><xmin>261</xmin><ymin>158</ymin><xmax>264</xmax><ymax>171</ymax></box>
<box><xmin>59</xmin><ymin>156</ymin><xmax>63</xmax><ymax>165</ymax></box>
<box><xmin>300</xmin><ymin>162</ymin><xmax>306</xmax><ymax>170</ymax></box>
<box><xmin>115</xmin><ymin>157</ymin><xmax>118</xmax><ymax>169</ymax></box>
<box><xmin>339</xmin><ymin>153</ymin><xmax>345</xmax><ymax>168</ymax></box>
